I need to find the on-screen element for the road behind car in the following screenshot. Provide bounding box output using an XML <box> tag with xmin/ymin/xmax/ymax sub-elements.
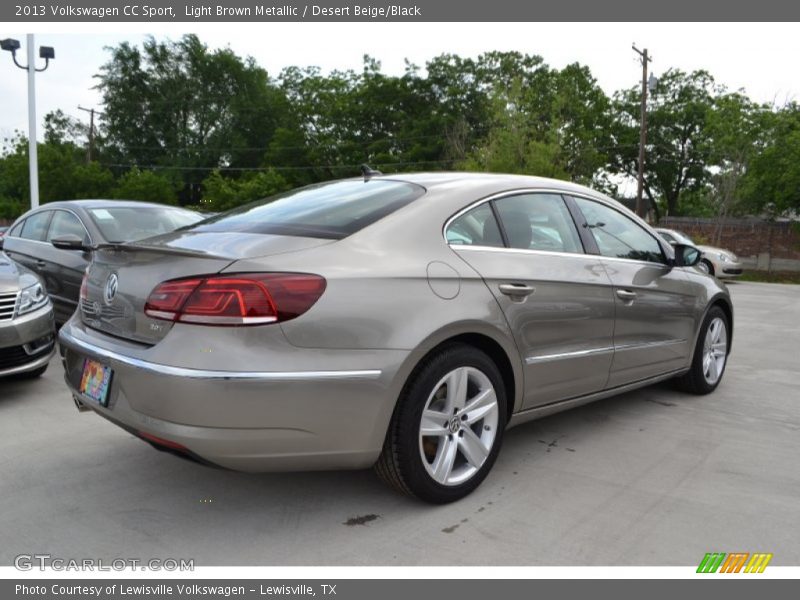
<box><xmin>0</xmin><ymin>282</ymin><xmax>798</xmax><ymax>566</ymax></box>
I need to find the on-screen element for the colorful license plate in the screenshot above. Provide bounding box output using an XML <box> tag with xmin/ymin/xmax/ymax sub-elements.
<box><xmin>79</xmin><ymin>358</ymin><xmax>113</xmax><ymax>407</ymax></box>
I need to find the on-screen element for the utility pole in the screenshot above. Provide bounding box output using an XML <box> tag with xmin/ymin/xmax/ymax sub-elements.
<box><xmin>632</xmin><ymin>44</ymin><xmax>652</xmax><ymax>220</ymax></box>
<box><xmin>78</xmin><ymin>105</ymin><xmax>97</xmax><ymax>163</ymax></box>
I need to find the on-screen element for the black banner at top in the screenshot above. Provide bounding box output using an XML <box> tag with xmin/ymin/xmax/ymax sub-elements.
<box><xmin>3</xmin><ymin>0</ymin><xmax>800</xmax><ymax>22</ymax></box>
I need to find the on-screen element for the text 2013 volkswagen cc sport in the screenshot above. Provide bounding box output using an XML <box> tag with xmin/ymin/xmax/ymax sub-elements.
<box><xmin>58</xmin><ymin>173</ymin><xmax>733</xmax><ymax>503</ymax></box>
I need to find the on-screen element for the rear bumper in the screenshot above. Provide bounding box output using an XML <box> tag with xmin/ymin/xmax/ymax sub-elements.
<box><xmin>0</xmin><ymin>304</ymin><xmax>56</xmax><ymax>377</ymax></box>
<box><xmin>58</xmin><ymin>319</ymin><xmax>408</xmax><ymax>472</ymax></box>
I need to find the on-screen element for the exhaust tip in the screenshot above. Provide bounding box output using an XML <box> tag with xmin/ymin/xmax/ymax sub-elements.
<box><xmin>72</xmin><ymin>395</ymin><xmax>90</xmax><ymax>412</ymax></box>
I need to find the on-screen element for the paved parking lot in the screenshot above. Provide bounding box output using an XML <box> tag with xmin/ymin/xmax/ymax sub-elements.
<box><xmin>1</xmin><ymin>282</ymin><xmax>798</xmax><ymax>566</ymax></box>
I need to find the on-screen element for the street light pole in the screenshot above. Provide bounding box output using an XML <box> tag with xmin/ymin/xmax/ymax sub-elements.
<box><xmin>1</xmin><ymin>35</ymin><xmax>54</xmax><ymax>210</ymax></box>
<box><xmin>632</xmin><ymin>44</ymin><xmax>652</xmax><ymax>220</ymax></box>
<box><xmin>27</xmin><ymin>34</ymin><xmax>39</xmax><ymax>209</ymax></box>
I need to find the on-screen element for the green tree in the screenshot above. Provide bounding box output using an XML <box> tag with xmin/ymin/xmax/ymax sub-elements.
<box><xmin>610</xmin><ymin>69</ymin><xmax>717</xmax><ymax>217</ymax></box>
<box><xmin>97</xmin><ymin>34</ymin><xmax>295</xmax><ymax>200</ymax></box>
<box><xmin>0</xmin><ymin>132</ymin><xmax>115</xmax><ymax>206</ymax></box>
<box><xmin>112</xmin><ymin>168</ymin><xmax>178</xmax><ymax>204</ymax></box>
<box><xmin>201</xmin><ymin>169</ymin><xmax>290</xmax><ymax>211</ymax></box>
<box><xmin>740</xmin><ymin>103</ymin><xmax>800</xmax><ymax>217</ymax></box>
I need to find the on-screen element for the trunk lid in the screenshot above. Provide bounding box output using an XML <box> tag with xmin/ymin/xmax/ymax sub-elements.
<box><xmin>81</xmin><ymin>231</ymin><xmax>332</xmax><ymax>345</ymax></box>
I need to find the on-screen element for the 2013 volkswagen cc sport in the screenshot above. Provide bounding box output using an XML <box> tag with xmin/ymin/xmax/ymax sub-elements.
<box><xmin>59</xmin><ymin>173</ymin><xmax>733</xmax><ymax>503</ymax></box>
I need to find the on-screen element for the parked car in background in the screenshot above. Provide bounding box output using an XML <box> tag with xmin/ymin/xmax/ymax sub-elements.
<box><xmin>0</xmin><ymin>226</ymin><xmax>8</xmax><ymax>239</ymax></box>
<box><xmin>0</xmin><ymin>201</ymin><xmax>205</xmax><ymax>325</ymax></box>
<box><xmin>655</xmin><ymin>228</ymin><xmax>743</xmax><ymax>278</ymax></box>
<box><xmin>58</xmin><ymin>173</ymin><xmax>733</xmax><ymax>503</ymax></box>
<box><xmin>1</xmin><ymin>252</ymin><xmax>55</xmax><ymax>379</ymax></box>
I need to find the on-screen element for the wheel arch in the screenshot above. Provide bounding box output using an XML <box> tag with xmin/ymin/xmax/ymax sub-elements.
<box><xmin>389</xmin><ymin>323</ymin><xmax>524</xmax><ymax>426</ymax></box>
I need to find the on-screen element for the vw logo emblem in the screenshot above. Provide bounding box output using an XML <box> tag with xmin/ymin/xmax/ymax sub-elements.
<box><xmin>448</xmin><ymin>416</ymin><xmax>461</xmax><ymax>434</ymax></box>
<box><xmin>104</xmin><ymin>273</ymin><xmax>119</xmax><ymax>305</ymax></box>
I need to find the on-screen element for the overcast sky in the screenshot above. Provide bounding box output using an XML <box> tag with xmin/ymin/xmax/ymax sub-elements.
<box><xmin>1</xmin><ymin>22</ymin><xmax>798</xmax><ymax>142</ymax></box>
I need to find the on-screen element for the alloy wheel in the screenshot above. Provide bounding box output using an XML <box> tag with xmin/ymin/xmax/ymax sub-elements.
<box><xmin>702</xmin><ymin>317</ymin><xmax>728</xmax><ymax>385</ymax></box>
<box><xmin>418</xmin><ymin>366</ymin><xmax>499</xmax><ymax>486</ymax></box>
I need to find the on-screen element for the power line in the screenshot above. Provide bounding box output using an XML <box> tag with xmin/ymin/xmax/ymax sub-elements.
<box><xmin>98</xmin><ymin>158</ymin><xmax>461</xmax><ymax>172</ymax></box>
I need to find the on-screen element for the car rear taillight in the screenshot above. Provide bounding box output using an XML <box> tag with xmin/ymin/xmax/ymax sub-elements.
<box><xmin>144</xmin><ymin>273</ymin><xmax>326</xmax><ymax>326</ymax></box>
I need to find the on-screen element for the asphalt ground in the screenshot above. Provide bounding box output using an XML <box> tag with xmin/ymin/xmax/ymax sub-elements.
<box><xmin>1</xmin><ymin>281</ymin><xmax>798</xmax><ymax>566</ymax></box>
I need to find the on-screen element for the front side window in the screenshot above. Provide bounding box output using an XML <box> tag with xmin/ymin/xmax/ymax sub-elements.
<box><xmin>446</xmin><ymin>203</ymin><xmax>504</xmax><ymax>247</ymax></box>
<box><xmin>47</xmin><ymin>211</ymin><xmax>90</xmax><ymax>244</ymax></box>
<box><xmin>493</xmin><ymin>193</ymin><xmax>583</xmax><ymax>253</ymax></box>
<box><xmin>19</xmin><ymin>211</ymin><xmax>51</xmax><ymax>241</ymax></box>
<box><xmin>574</xmin><ymin>198</ymin><xmax>664</xmax><ymax>264</ymax></box>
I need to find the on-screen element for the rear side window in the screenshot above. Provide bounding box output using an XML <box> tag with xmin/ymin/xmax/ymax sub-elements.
<box><xmin>446</xmin><ymin>203</ymin><xmax>504</xmax><ymax>247</ymax></box>
<box><xmin>19</xmin><ymin>211</ymin><xmax>51</xmax><ymax>241</ymax></box>
<box><xmin>193</xmin><ymin>180</ymin><xmax>426</xmax><ymax>239</ymax></box>
<box><xmin>493</xmin><ymin>193</ymin><xmax>583</xmax><ymax>253</ymax></box>
<box><xmin>8</xmin><ymin>220</ymin><xmax>25</xmax><ymax>237</ymax></box>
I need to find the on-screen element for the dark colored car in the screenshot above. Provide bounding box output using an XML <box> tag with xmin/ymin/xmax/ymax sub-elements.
<box><xmin>0</xmin><ymin>201</ymin><xmax>204</xmax><ymax>325</ymax></box>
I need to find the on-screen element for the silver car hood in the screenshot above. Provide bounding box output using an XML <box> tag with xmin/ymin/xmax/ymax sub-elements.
<box><xmin>696</xmin><ymin>244</ymin><xmax>733</xmax><ymax>257</ymax></box>
<box><xmin>0</xmin><ymin>252</ymin><xmax>38</xmax><ymax>293</ymax></box>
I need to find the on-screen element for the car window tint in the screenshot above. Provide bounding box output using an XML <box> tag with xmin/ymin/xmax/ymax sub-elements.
<box><xmin>193</xmin><ymin>180</ymin><xmax>425</xmax><ymax>240</ymax></box>
<box><xmin>88</xmin><ymin>206</ymin><xmax>203</xmax><ymax>242</ymax></box>
<box><xmin>574</xmin><ymin>198</ymin><xmax>664</xmax><ymax>264</ymax></box>
<box><xmin>8</xmin><ymin>220</ymin><xmax>24</xmax><ymax>237</ymax></box>
<box><xmin>658</xmin><ymin>231</ymin><xmax>676</xmax><ymax>244</ymax></box>
<box><xmin>446</xmin><ymin>203</ymin><xmax>504</xmax><ymax>247</ymax></box>
<box><xmin>48</xmin><ymin>211</ymin><xmax>89</xmax><ymax>244</ymax></box>
<box><xmin>19</xmin><ymin>211</ymin><xmax>51</xmax><ymax>241</ymax></box>
<box><xmin>493</xmin><ymin>193</ymin><xmax>583</xmax><ymax>253</ymax></box>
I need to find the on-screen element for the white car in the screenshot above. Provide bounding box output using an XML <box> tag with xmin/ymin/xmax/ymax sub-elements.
<box><xmin>655</xmin><ymin>228</ymin><xmax>743</xmax><ymax>278</ymax></box>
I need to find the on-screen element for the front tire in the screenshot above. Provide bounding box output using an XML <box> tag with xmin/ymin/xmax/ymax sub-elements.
<box><xmin>697</xmin><ymin>259</ymin><xmax>715</xmax><ymax>276</ymax></box>
<box><xmin>676</xmin><ymin>306</ymin><xmax>729</xmax><ymax>395</ymax></box>
<box><xmin>375</xmin><ymin>344</ymin><xmax>507</xmax><ymax>504</ymax></box>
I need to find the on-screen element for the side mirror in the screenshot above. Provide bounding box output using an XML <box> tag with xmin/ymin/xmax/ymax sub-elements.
<box><xmin>674</xmin><ymin>243</ymin><xmax>702</xmax><ymax>267</ymax></box>
<box><xmin>51</xmin><ymin>234</ymin><xmax>89</xmax><ymax>251</ymax></box>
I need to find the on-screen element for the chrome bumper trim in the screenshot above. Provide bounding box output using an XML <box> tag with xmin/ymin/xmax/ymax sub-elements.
<box><xmin>59</xmin><ymin>328</ymin><xmax>382</xmax><ymax>382</ymax></box>
<box><xmin>526</xmin><ymin>339</ymin><xmax>687</xmax><ymax>365</ymax></box>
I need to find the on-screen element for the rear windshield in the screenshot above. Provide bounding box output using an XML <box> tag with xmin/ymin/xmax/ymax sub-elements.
<box><xmin>190</xmin><ymin>179</ymin><xmax>426</xmax><ymax>239</ymax></box>
<box><xmin>88</xmin><ymin>206</ymin><xmax>204</xmax><ymax>243</ymax></box>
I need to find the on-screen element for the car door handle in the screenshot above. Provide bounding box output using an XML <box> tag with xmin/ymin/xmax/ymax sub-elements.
<box><xmin>616</xmin><ymin>289</ymin><xmax>637</xmax><ymax>302</ymax></box>
<box><xmin>498</xmin><ymin>283</ymin><xmax>536</xmax><ymax>299</ymax></box>
<box><xmin>36</xmin><ymin>260</ymin><xmax>47</xmax><ymax>268</ymax></box>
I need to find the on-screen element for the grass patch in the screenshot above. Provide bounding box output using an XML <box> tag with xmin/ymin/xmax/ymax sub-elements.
<box><xmin>736</xmin><ymin>270</ymin><xmax>800</xmax><ymax>284</ymax></box>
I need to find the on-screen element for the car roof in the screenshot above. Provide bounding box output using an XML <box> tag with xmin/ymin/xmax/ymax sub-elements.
<box><xmin>364</xmin><ymin>172</ymin><xmax>606</xmax><ymax>198</ymax></box>
<box><xmin>29</xmin><ymin>199</ymin><xmax>191</xmax><ymax>210</ymax></box>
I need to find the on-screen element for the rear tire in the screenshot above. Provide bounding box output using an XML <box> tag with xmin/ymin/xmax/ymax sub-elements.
<box><xmin>676</xmin><ymin>306</ymin><xmax>729</xmax><ymax>395</ymax></box>
<box><xmin>375</xmin><ymin>343</ymin><xmax>507</xmax><ymax>504</ymax></box>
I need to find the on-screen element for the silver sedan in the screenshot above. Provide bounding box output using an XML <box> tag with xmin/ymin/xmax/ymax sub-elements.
<box><xmin>58</xmin><ymin>173</ymin><xmax>733</xmax><ymax>503</ymax></box>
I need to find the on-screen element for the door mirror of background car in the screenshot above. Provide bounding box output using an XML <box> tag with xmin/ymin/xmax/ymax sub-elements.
<box><xmin>674</xmin><ymin>243</ymin><xmax>702</xmax><ymax>267</ymax></box>
<box><xmin>51</xmin><ymin>234</ymin><xmax>89</xmax><ymax>252</ymax></box>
